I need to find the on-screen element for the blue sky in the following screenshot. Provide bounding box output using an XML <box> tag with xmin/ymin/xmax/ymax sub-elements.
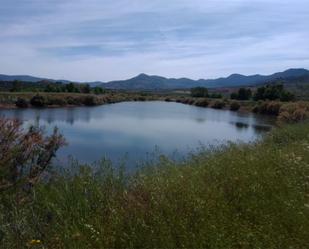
<box><xmin>0</xmin><ymin>0</ymin><xmax>308</xmax><ymax>82</ymax></box>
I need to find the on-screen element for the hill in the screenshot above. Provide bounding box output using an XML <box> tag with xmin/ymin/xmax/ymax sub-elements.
<box><xmin>102</xmin><ymin>68</ymin><xmax>309</xmax><ymax>89</ymax></box>
<box><xmin>1</xmin><ymin>68</ymin><xmax>309</xmax><ymax>90</ymax></box>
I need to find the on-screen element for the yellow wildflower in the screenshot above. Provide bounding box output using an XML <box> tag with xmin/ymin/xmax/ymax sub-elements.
<box><xmin>28</xmin><ymin>239</ymin><xmax>41</xmax><ymax>246</ymax></box>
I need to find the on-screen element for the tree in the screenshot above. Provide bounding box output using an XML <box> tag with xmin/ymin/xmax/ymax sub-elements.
<box><xmin>93</xmin><ymin>87</ymin><xmax>104</xmax><ymax>94</ymax></box>
<box><xmin>10</xmin><ymin>80</ymin><xmax>22</xmax><ymax>92</ymax></box>
<box><xmin>230</xmin><ymin>88</ymin><xmax>252</xmax><ymax>100</ymax></box>
<box><xmin>190</xmin><ymin>87</ymin><xmax>209</xmax><ymax>97</ymax></box>
<box><xmin>66</xmin><ymin>83</ymin><xmax>80</xmax><ymax>93</ymax></box>
<box><xmin>253</xmin><ymin>84</ymin><xmax>294</xmax><ymax>102</ymax></box>
<box><xmin>81</xmin><ymin>84</ymin><xmax>91</xmax><ymax>94</ymax></box>
<box><xmin>237</xmin><ymin>88</ymin><xmax>252</xmax><ymax>100</ymax></box>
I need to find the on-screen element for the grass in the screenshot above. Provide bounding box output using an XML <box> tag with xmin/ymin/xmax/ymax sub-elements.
<box><xmin>0</xmin><ymin>122</ymin><xmax>309</xmax><ymax>248</ymax></box>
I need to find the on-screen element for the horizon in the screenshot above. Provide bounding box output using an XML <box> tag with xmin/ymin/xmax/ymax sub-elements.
<box><xmin>1</xmin><ymin>67</ymin><xmax>309</xmax><ymax>83</ymax></box>
<box><xmin>1</xmin><ymin>0</ymin><xmax>309</xmax><ymax>81</ymax></box>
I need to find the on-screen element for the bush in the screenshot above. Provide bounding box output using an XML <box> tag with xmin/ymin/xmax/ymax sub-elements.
<box><xmin>209</xmin><ymin>93</ymin><xmax>222</xmax><ymax>99</ymax></box>
<box><xmin>15</xmin><ymin>98</ymin><xmax>29</xmax><ymax>108</ymax></box>
<box><xmin>66</xmin><ymin>96</ymin><xmax>80</xmax><ymax>105</ymax></box>
<box><xmin>83</xmin><ymin>96</ymin><xmax>98</xmax><ymax>106</ymax></box>
<box><xmin>230</xmin><ymin>101</ymin><xmax>240</xmax><ymax>111</ymax></box>
<box><xmin>212</xmin><ymin>100</ymin><xmax>226</xmax><ymax>109</ymax></box>
<box><xmin>47</xmin><ymin>97</ymin><xmax>67</xmax><ymax>106</ymax></box>
<box><xmin>190</xmin><ymin>87</ymin><xmax>208</xmax><ymax>97</ymax></box>
<box><xmin>252</xmin><ymin>101</ymin><xmax>282</xmax><ymax>115</ymax></box>
<box><xmin>278</xmin><ymin>102</ymin><xmax>309</xmax><ymax>123</ymax></box>
<box><xmin>194</xmin><ymin>99</ymin><xmax>209</xmax><ymax>107</ymax></box>
<box><xmin>30</xmin><ymin>95</ymin><xmax>47</xmax><ymax>107</ymax></box>
<box><xmin>0</xmin><ymin>118</ymin><xmax>65</xmax><ymax>193</ymax></box>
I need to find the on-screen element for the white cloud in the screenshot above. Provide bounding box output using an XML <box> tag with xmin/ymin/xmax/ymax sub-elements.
<box><xmin>0</xmin><ymin>0</ymin><xmax>308</xmax><ymax>81</ymax></box>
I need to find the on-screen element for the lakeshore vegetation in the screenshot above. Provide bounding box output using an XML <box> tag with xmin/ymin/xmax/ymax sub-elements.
<box><xmin>0</xmin><ymin>80</ymin><xmax>309</xmax><ymax>248</ymax></box>
<box><xmin>0</xmin><ymin>117</ymin><xmax>309</xmax><ymax>248</ymax></box>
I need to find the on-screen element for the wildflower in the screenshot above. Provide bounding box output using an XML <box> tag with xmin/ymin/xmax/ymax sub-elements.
<box><xmin>28</xmin><ymin>239</ymin><xmax>41</xmax><ymax>246</ymax></box>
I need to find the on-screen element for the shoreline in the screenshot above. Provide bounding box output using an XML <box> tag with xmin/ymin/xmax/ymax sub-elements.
<box><xmin>0</xmin><ymin>92</ymin><xmax>308</xmax><ymax>123</ymax></box>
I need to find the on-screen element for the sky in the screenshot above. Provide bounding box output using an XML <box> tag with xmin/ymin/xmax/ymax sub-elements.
<box><xmin>0</xmin><ymin>0</ymin><xmax>309</xmax><ymax>82</ymax></box>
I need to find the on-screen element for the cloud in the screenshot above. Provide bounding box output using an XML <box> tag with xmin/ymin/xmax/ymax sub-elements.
<box><xmin>0</xmin><ymin>0</ymin><xmax>308</xmax><ymax>81</ymax></box>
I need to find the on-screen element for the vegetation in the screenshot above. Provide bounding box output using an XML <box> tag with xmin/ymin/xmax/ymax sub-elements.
<box><xmin>0</xmin><ymin>118</ymin><xmax>65</xmax><ymax>193</ymax></box>
<box><xmin>211</xmin><ymin>100</ymin><xmax>226</xmax><ymax>109</ymax></box>
<box><xmin>253</xmin><ymin>84</ymin><xmax>295</xmax><ymax>102</ymax></box>
<box><xmin>230</xmin><ymin>101</ymin><xmax>241</xmax><ymax>111</ymax></box>
<box><xmin>231</xmin><ymin>88</ymin><xmax>252</xmax><ymax>100</ymax></box>
<box><xmin>0</xmin><ymin>79</ymin><xmax>105</xmax><ymax>95</ymax></box>
<box><xmin>190</xmin><ymin>87</ymin><xmax>209</xmax><ymax>97</ymax></box>
<box><xmin>0</xmin><ymin>117</ymin><xmax>308</xmax><ymax>248</ymax></box>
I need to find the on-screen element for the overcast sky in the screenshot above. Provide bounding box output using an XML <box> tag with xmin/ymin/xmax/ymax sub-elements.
<box><xmin>0</xmin><ymin>0</ymin><xmax>308</xmax><ymax>82</ymax></box>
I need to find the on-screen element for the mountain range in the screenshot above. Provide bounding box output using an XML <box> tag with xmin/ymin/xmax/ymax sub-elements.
<box><xmin>1</xmin><ymin>68</ymin><xmax>309</xmax><ymax>90</ymax></box>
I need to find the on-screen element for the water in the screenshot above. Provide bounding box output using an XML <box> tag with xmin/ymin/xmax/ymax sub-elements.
<box><xmin>0</xmin><ymin>101</ymin><xmax>275</xmax><ymax>167</ymax></box>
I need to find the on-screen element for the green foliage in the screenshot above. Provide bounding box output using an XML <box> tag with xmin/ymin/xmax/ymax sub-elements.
<box><xmin>10</xmin><ymin>80</ymin><xmax>22</xmax><ymax>92</ymax></box>
<box><xmin>1</xmin><ymin>122</ymin><xmax>309</xmax><ymax>248</ymax></box>
<box><xmin>253</xmin><ymin>84</ymin><xmax>295</xmax><ymax>102</ymax></box>
<box><xmin>190</xmin><ymin>87</ymin><xmax>209</xmax><ymax>98</ymax></box>
<box><xmin>231</xmin><ymin>88</ymin><xmax>252</xmax><ymax>100</ymax></box>
<box><xmin>30</xmin><ymin>95</ymin><xmax>47</xmax><ymax>107</ymax></box>
<box><xmin>93</xmin><ymin>86</ymin><xmax>104</xmax><ymax>94</ymax></box>
<box><xmin>81</xmin><ymin>84</ymin><xmax>91</xmax><ymax>94</ymax></box>
<box><xmin>209</xmin><ymin>93</ymin><xmax>223</xmax><ymax>99</ymax></box>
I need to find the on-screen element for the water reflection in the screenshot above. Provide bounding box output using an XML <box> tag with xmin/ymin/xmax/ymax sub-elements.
<box><xmin>0</xmin><ymin>101</ymin><xmax>275</xmax><ymax>167</ymax></box>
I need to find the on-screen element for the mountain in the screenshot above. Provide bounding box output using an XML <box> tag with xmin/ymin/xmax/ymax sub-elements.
<box><xmin>0</xmin><ymin>74</ymin><xmax>72</xmax><ymax>84</ymax></box>
<box><xmin>1</xmin><ymin>68</ymin><xmax>309</xmax><ymax>90</ymax></box>
<box><xmin>101</xmin><ymin>68</ymin><xmax>309</xmax><ymax>90</ymax></box>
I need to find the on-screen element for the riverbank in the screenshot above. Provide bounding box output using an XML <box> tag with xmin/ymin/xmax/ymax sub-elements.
<box><xmin>1</xmin><ymin>121</ymin><xmax>308</xmax><ymax>248</ymax></box>
<box><xmin>0</xmin><ymin>91</ymin><xmax>308</xmax><ymax>123</ymax></box>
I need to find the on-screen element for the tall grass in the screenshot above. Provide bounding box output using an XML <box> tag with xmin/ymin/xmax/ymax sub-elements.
<box><xmin>0</xmin><ymin>122</ymin><xmax>308</xmax><ymax>248</ymax></box>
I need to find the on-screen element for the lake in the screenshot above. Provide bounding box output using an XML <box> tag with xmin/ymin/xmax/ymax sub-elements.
<box><xmin>0</xmin><ymin>101</ymin><xmax>275</xmax><ymax>167</ymax></box>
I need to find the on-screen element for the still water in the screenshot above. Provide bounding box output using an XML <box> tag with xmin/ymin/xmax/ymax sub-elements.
<box><xmin>0</xmin><ymin>101</ymin><xmax>275</xmax><ymax>167</ymax></box>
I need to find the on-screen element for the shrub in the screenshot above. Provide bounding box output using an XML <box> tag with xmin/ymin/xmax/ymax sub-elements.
<box><xmin>83</xmin><ymin>96</ymin><xmax>98</xmax><ymax>106</ymax></box>
<box><xmin>15</xmin><ymin>98</ymin><xmax>29</xmax><ymax>108</ymax></box>
<box><xmin>137</xmin><ymin>96</ymin><xmax>146</xmax><ymax>101</ymax></box>
<box><xmin>190</xmin><ymin>87</ymin><xmax>208</xmax><ymax>97</ymax></box>
<box><xmin>0</xmin><ymin>118</ymin><xmax>65</xmax><ymax>193</ymax></box>
<box><xmin>252</xmin><ymin>101</ymin><xmax>282</xmax><ymax>116</ymax></box>
<box><xmin>66</xmin><ymin>96</ymin><xmax>80</xmax><ymax>105</ymax></box>
<box><xmin>230</xmin><ymin>101</ymin><xmax>240</xmax><ymax>111</ymax></box>
<box><xmin>278</xmin><ymin>102</ymin><xmax>309</xmax><ymax>123</ymax></box>
<box><xmin>194</xmin><ymin>99</ymin><xmax>209</xmax><ymax>107</ymax></box>
<box><xmin>212</xmin><ymin>100</ymin><xmax>225</xmax><ymax>109</ymax></box>
<box><xmin>47</xmin><ymin>97</ymin><xmax>67</xmax><ymax>106</ymax></box>
<box><xmin>209</xmin><ymin>93</ymin><xmax>222</xmax><ymax>99</ymax></box>
<box><xmin>266</xmin><ymin>102</ymin><xmax>282</xmax><ymax>115</ymax></box>
<box><xmin>30</xmin><ymin>95</ymin><xmax>47</xmax><ymax>107</ymax></box>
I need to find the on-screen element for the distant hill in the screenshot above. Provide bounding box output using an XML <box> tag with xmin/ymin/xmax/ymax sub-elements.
<box><xmin>1</xmin><ymin>68</ymin><xmax>309</xmax><ymax>90</ymax></box>
<box><xmin>102</xmin><ymin>69</ymin><xmax>309</xmax><ymax>89</ymax></box>
<box><xmin>0</xmin><ymin>74</ymin><xmax>71</xmax><ymax>84</ymax></box>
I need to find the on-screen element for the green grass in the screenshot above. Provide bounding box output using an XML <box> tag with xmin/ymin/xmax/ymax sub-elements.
<box><xmin>1</xmin><ymin>122</ymin><xmax>309</xmax><ymax>248</ymax></box>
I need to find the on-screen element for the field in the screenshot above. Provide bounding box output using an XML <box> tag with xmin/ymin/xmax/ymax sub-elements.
<box><xmin>0</xmin><ymin>121</ymin><xmax>308</xmax><ymax>248</ymax></box>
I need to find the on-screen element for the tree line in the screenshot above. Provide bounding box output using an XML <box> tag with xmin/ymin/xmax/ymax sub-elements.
<box><xmin>0</xmin><ymin>80</ymin><xmax>105</xmax><ymax>94</ymax></box>
<box><xmin>191</xmin><ymin>84</ymin><xmax>295</xmax><ymax>102</ymax></box>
